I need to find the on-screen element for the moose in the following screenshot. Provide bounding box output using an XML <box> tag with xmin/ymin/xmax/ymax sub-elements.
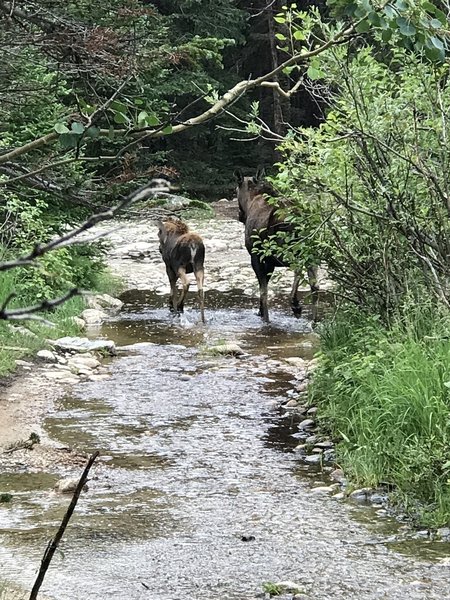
<box><xmin>157</xmin><ymin>217</ymin><xmax>205</xmax><ymax>323</ymax></box>
<box><xmin>235</xmin><ymin>169</ymin><xmax>319</xmax><ymax>323</ymax></box>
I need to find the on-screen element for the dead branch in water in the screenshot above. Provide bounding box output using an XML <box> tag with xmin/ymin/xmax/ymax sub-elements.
<box><xmin>29</xmin><ymin>451</ymin><xmax>99</xmax><ymax>600</ymax></box>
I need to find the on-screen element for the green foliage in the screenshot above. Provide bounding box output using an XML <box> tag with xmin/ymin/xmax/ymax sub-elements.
<box><xmin>310</xmin><ymin>306</ymin><xmax>450</xmax><ymax>526</ymax></box>
<box><xmin>272</xmin><ymin>43</ymin><xmax>450</xmax><ymax>318</ymax></box>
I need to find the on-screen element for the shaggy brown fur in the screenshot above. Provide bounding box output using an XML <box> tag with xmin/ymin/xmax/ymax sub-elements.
<box><xmin>157</xmin><ymin>218</ymin><xmax>205</xmax><ymax>323</ymax></box>
<box><xmin>235</xmin><ymin>170</ymin><xmax>318</xmax><ymax>323</ymax></box>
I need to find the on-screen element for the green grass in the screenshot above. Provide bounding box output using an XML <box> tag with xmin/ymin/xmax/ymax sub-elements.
<box><xmin>0</xmin><ymin>264</ymin><xmax>122</xmax><ymax>378</ymax></box>
<box><xmin>310</xmin><ymin>305</ymin><xmax>450</xmax><ymax>527</ymax></box>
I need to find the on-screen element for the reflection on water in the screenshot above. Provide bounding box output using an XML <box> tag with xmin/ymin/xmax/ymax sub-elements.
<box><xmin>1</xmin><ymin>289</ymin><xmax>450</xmax><ymax>599</ymax></box>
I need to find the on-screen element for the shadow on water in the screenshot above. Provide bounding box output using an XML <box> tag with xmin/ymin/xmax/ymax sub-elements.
<box><xmin>2</xmin><ymin>287</ymin><xmax>450</xmax><ymax>599</ymax></box>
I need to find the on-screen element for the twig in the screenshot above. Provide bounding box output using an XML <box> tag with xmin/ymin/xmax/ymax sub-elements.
<box><xmin>29</xmin><ymin>451</ymin><xmax>99</xmax><ymax>600</ymax></box>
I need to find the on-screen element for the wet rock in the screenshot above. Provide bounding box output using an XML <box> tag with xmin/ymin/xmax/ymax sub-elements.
<box><xmin>86</xmin><ymin>293</ymin><xmax>123</xmax><ymax>315</ymax></box>
<box><xmin>315</xmin><ymin>441</ymin><xmax>334</xmax><ymax>449</ymax></box>
<box><xmin>15</xmin><ymin>360</ymin><xmax>33</xmax><ymax>368</ymax></box>
<box><xmin>415</xmin><ymin>530</ymin><xmax>429</xmax><ymax>539</ymax></box>
<box><xmin>333</xmin><ymin>492</ymin><xmax>345</xmax><ymax>500</ymax></box>
<box><xmin>310</xmin><ymin>485</ymin><xmax>334</xmax><ymax>494</ymax></box>
<box><xmin>54</xmin><ymin>478</ymin><xmax>88</xmax><ymax>494</ymax></box>
<box><xmin>240</xmin><ymin>535</ymin><xmax>255</xmax><ymax>542</ymax></box>
<box><xmin>330</xmin><ymin>468</ymin><xmax>346</xmax><ymax>484</ymax></box>
<box><xmin>293</xmin><ymin>444</ymin><xmax>307</xmax><ymax>454</ymax></box>
<box><xmin>272</xmin><ymin>581</ymin><xmax>304</xmax><ymax>595</ymax></box>
<box><xmin>312</xmin><ymin>447</ymin><xmax>324</xmax><ymax>454</ymax></box>
<box><xmin>43</xmin><ymin>370</ymin><xmax>80</xmax><ymax>384</ymax></box>
<box><xmin>437</xmin><ymin>527</ymin><xmax>450</xmax><ymax>540</ymax></box>
<box><xmin>68</xmin><ymin>355</ymin><xmax>101</xmax><ymax>370</ymax></box>
<box><xmin>70</xmin><ymin>316</ymin><xmax>86</xmax><ymax>330</ymax></box>
<box><xmin>323</xmin><ymin>449</ymin><xmax>336</xmax><ymax>462</ymax></box>
<box><xmin>208</xmin><ymin>342</ymin><xmax>246</xmax><ymax>357</ymax></box>
<box><xmin>179</xmin><ymin>374</ymin><xmax>192</xmax><ymax>382</ymax></box>
<box><xmin>370</xmin><ymin>492</ymin><xmax>387</xmax><ymax>505</ymax></box>
<box><xmin>81</xmin><ymin>308</ymin><xmax>108</xmax><ymax>326</ymax></box>
<box><xmin>88</xmin><ymin>374</ymin><xmax>111</xmax><ymax>382</ymax></box>
<box><xmin>305</xmin><ymin>435</ymin><xmax>318</xmax><ymax>445</ymax></box>
<box><xmin>349</xmin><ymin>488</ymin><xmax>372</xmax><ymax>502</ymax></box>
<box><xmin>37</xmin><ymin>349</ymin><xmax>56</xmax><ymax>362</ymax></box>
<box><xmin>307</xmin><ymin>406</ymin><xmax>318</xmax><ymax>416</ymax></box>
<box><xmin>52</xmin><ymin>337</ymin><xmax>116</xmax><ymax>355</ymax></box>
<box><xmin>304</xmin><ymin>454</ymin><xmax>322</xmax><ymax>465</ymax></box>
<box><xmin>298</xmin><ymin>418</ymin><xmax>315</xmax><ymax>430</ymax></box>
<box><xmin>284</xmin><ymin>357</ymin><xmax>306</xmax><ymax>369</ymax></box>
<box><xmin>7</xmin><ymin>325</ymin><xmax>37</xmax><ymax>338</ymax></box>
<box><xmin>285</xmin><ymin>399</ymin><xmax>298</xmax><ymax>408</ymax></box>
<box><xmin>117</xmin><ymin>342</ymin><xmax>156</xmax><ymax>353</ymax></box>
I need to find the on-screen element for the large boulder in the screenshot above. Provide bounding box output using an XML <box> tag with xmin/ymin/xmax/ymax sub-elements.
<box><xmin>86</xmin><ymin>293</ymin><xmax>123</xmax><ymax>315</ymax></box>
<box><xmin>51</xmin><ymin>336</ymin><xmax>116</xmax><ymax>355</ymax></box>
<box><xmin>81</xmin><ymin>308</ymin><xmax>108</xmax><ymax>326</ymax></box>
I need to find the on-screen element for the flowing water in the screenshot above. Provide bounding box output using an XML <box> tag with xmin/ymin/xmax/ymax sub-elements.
<box><xmin>1</xmin><ymin>290</ymin><xmax>450</xmax><ymax>599</ymax></box>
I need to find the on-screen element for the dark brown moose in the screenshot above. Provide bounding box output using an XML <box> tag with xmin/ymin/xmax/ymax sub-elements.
<box><xmin>235</xmin><ymin>169</ymin><xmax>318</xmax><ymax>323</ymax></box>
<box><xmin>157</xmin><ymin>217</ymin><xmax>205</xmax><ymax>323</ymax></box>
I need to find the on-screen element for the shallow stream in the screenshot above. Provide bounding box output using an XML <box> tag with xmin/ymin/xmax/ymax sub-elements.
<box><xmin>1</xmin><ymin>290</ymin><xmax>450</xmax><ymax>599</ymax></box>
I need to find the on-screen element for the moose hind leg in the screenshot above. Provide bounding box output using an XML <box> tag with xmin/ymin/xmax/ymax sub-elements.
<box><xmin>307</xmin><ymin>265</ymin><xmax>319</xmax><ymax>322</ymax></box>
<box><xmin>166</xmin><ymin>266</ymin><xmax>178</xmax><ymax>313</ymax></box>
<box><xmin>194</xmin><ymin>267</ymin><xmax>205</xmax><ymax>323</ymax></box>
<box><xmin>251</xmin><ymin>256</ymin><xmax>271</xmax><ymax>323</ymax></box>
<box><xmin>177</xmin><ymin>267</ymin><xmax>190</xmax><ymax>313</ymax></box>
<box><xmin>290</xmin><ymin>272</ymin><xmax>302</xmax><ymax>318</ymax></box>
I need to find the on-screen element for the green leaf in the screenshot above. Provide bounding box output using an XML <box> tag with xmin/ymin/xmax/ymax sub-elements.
<box><xmin>430</xmin><ymin>35</ymin><xmax>444</xmax><ymax>50</ymax></box>
<box><xmin>59</xmin><ymin>133</ymin><xmax>78</xmax><ymax>148</ymax></box>
<box><xmin>356</xmin><ymin>19</ymin><xmax>371</xmax><ymax>32</ymax></box>
<box><xmin>54</xmin><ymin>122</ymin><xmax>69</xmax><ymax>134</ymax></box>
<box><xmin>429</xmin><ymin>18</ymin><xmax>442</xmax><ymax>29</ymax></box>
<box><xmin>395</xmin><ymin>0</ymin><xmax>408</xmax><ymax>10</ymax></box>
<box><xmin>71</xmin><ymin>122</ymin><xmax>85</xmax><ymax>135</ymax></box>
<box><xmin>274</xmin><ymin>15</ymin><xmax>286</xmax><ymax>23</ymax></box>
<box><xmin>113</xmin><ymin>112</ymin><xmax>129</xmax><ymax>124</ymax></box>
<box><xmin>147</xmin><ymin>114</ymin><xmax>160</xmax><ymax>126</ymax></box>
<box><xmin>293</xmin><ymin>30</ymin><xmax>305</xmax><ymax>40</ymax></box>
<box><xmin>86</xmin><ymin>126</ymin><xmax>100</xmax><ymax>139</ymax></box>
<box><xmin>382</xmin><ymin>28</ymin><xmax>393</xmax><ymax>41</ymax></box>
<box><xmin>133</xmin><ymin>98</ymin><xmax>144</xmax><ymax>105</ymax></box>
<box><xmin>111</xmin><ymin>100</ymin><xmax>127</xmax><ymax>114</ymax></box>
<box><xmin>137</xmin><ymin>110</ymin><xmax>149</xmax><ymax>125</ymax></box>
<box><xmin>307</xmin><ymin>65</ymin><xmax>322</xmax><ymax>80</ymax></box>
<box><xmin>443</xmin><ymin>381</ymin><xmax>450</xmax><ymax>389</ymax></box>
<box><xmin>275</xmin><ymin>33</ymin><xmax>286</xmax><ymax>41</ymax></box>
<box><xmin>162</xmin><ymin>124</ymin><xmax>173</xmax><ymax>134</ymax></box>
<box><xmin>384</xmin><ymin>4</ymin><xmax>395</xmax><ymax>19</ymax></box>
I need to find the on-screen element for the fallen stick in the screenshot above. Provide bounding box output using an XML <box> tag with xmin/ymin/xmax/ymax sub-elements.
<box><xmin>29</xmin><ymin>451</ymin><xmax>99</xmax><ymax>600</ymax></box>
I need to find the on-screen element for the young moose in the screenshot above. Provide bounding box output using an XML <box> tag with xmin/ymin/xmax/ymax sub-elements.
<box><xmin>235</xmin><ymin>169</ymin><xmax>319</xmax><ymax>323</ymax></box>
<box><xmin>157</xmin><ymin>217</ymin><xmax>205</xmax><ymax>323</ymax></box>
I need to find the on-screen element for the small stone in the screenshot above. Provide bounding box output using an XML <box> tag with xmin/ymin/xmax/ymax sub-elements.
<box><xmin>37</xmin><ymin>349</ymin><xmax>56</xmax><ymax>362</ymax></box>
<box><xmin>88</xmin><ymin>374</ymin><xmax>111</xmax><ymax>382</ymax></box>
<box><xmin>285</xmin><ymin>357</ymin><xmax>306</xmax><ymax>369</ymax></box>
<box><xmin>333</xmin><ymin>492</ymin><xmax>345</xmax><ymax>500</ymax></box>
<box><xmin>293</xmin><ymin>444</ymin><xmax>307</xmax><ymax>454</ymax></box>
<box><xmin>312</xmin><ymin>447</ymin><xmax>324</xmax><ymax>454</ymax></box>
<box><xmin>415</xmin><ymin>530</ymin><xmax>429</xmax><ymax>539</ymax></box>
<box><xmin>54</xmin><ymin>478</ymin><xmax>88</xmax><ymax>494</ymax></box>
<box><xmin>349</xmin><ymin>488</ymin><xmax>372</xmax><ymax>502</ymax></box>
<box><xmin>310</xmin><ymin>486</ymin><xmax>334</xmax><ymax>494</ymax></box>
<box><xmin>298</xmin><ymin>418</ymin><xmax>315</xmax><ymax>430</ymax></box>
<box><xmin>437</xmin><ymin>527</ymin><xmax>450</xmax><ymax>540</ymax></box>
<box><xmin>370</xmin><ymin>492</ymin><xmax>387</xmax><ymax>505</ymax></box>
<box><xmin>68</xmin><ymin>355</ymin><xmax>100</xmax><ymax>370</ymax></box>
<box><xmin>52</xmin><ymin>337</ymin><xmax>116</xmax><ymax>355</ymax></box>
<box><xmin>70</xmin><ymin>316</ymin><xmax>86</xmax><ymax>330</ymax></box>
<box><xmin>81</xmin><ymin>308</ymin><xmax>108</xmax><ymax>326</ymax></box>
<box><xmin>180</xmin><ymin>374</ymin><xmax>192</xmax><ymax>381</ymax></box>
<box><xmin>305</xmin><ymin>435</ymin><xmax>318</xmax><ymax>444</ymax></box>
<box><xmin>307</xmin><ymin>406</ymin><xmax>318</xmax><ymax>415</ymax></box>
<box><xmin>285</xmin><ymin>399</ymin><xmax>298</xmax><ymax>408</ymax></box>
<box><xmin>304</xmin><ymin>454</ymin><xmax>322</xmax><ymax>465</ymax></box>
<box><xmin>207</xmin><ymin>342</ymin><xmax>246</xmax><ymax>357</ymax></box>
<box><xmin>330</xmin><ymin>468</ymin><xmax>346</xmax><ymax>483</ymax></box>
<box><xmin>315</xmin><ymin>441</ymin><xmax>334</xmax><ymax>449</ymax></box>
<box><xmin>15</xmin><ymin>360</ymin><xmax>33</xmax><ymax>367</ymax></box>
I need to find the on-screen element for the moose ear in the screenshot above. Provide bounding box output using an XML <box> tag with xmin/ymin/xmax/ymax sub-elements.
<box><xmin>234</xmin><ymin>169</ymin><xmax>244</xmax><ymax>184</ymax></box>
<box><xmin>255</xmin><ymin>166</ymin><xmax>266</xmax><ymax>181</ymax></box>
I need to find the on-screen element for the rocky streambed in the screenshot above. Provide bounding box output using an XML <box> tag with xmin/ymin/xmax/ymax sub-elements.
<box><xmin>1</xmin><ymin>202</ymin><xmax>450</xmax><ymax>600</ymax></box>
